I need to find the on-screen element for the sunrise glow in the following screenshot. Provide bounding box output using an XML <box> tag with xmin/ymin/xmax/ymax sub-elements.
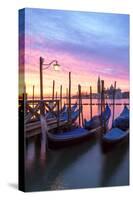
<box><xmin>19</xmin><ymin>9</ymin><xmax>129</xmax><ymax>98</ymax></box>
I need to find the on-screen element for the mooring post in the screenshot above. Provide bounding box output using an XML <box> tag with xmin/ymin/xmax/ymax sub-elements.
<box><xmin>23</xmin><ymin>93</ymin><xmax>26</xmax><ymax>117</ymax></box>
<box><xmin>80</xmin><ymin>85</ymin><xmax>84</xmax><ymax>127</ymax></box>
<box><xmin>101</xmin><ymin>80</ymin><xmax>105</xmax><ymax>115</ymax></box>
<box><xmin>101</xmin><ymin>80</ymin><xmax>105</xmax><ymax>131</ymax></box>
<box><xmin>57</xmin><ymin>100</ymin><xmax>60</xmax><ymax>129</ymax></box>
<box><xmin>90</xmin><ymin>86</ymin><xmax>92</xmax><ymax>120</ymax></box>
<box><xmin>39</xmin><ymin>57</ymin><xmax>45</xmax><ymax>118</ymax></box>
<box><xmin>40</xmin><ymin>115</ymin><xmax>47</xmax><ymax>154</ymax></box>
<box><xmin>68</xmin><ymin>72</ymin><xmax>71</xmax><ymax>124</ymax></box>
<box><xmin>60</xmin><ymin>85</ymin><xmax>62</xmax><ymax>111</ymax></box>
<box><xmin>24</xmin><ymin>84</ymin><xmax>28</xmax><ymax>115</ymax></box>
<box><xmin>52</xmin><ymin>80</ymin><xmax>55</xmax><ymax>100</ymax></box>
<box><xmin>56</xmin><ymin>91</ymin><xmax>58</xmax><ymax>99</ymax></box>
<box><xmin>40</xmin><ymin>57</ymin><xmax>43</xmax><ymax>101</ymax></box>
<box><xmin>66</xmin><ymin>88</ymin><xmax>68</xmax><ymax>106</ymax></box>
<box><xmin>112</xmin><ymin>81</ymin><xmax>116</xmax><ymax>123</ymax></box>
<box><xmin>32</xmin><ymin>85</ymin><xmax>35</xmax><ymax>109</ymax></box>
<box><xmin>78</xmin><ymin>84</ymin><xmax>81</xmax><ymax>127</ymax></box>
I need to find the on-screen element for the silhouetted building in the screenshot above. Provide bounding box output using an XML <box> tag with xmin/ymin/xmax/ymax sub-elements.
<box><xmin>122</xmin><ymin>92</ymin><xmax>129</xmax><ymax>99</ymax></box>
<box><xmin>97</xmin><ymin>76</ymin><xmax>101</xmax><ymax>94</ymax></box>
<box><xmin>105</xmin><ymin>85</ymin><xmax>122</xmax><ymax>99</ymax></box>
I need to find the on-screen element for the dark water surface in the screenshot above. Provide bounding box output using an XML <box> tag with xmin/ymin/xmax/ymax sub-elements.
<box><xmin>25</xmin><ymin>100</ymin><xmax>129</xmax><ymax>192</ymax></box>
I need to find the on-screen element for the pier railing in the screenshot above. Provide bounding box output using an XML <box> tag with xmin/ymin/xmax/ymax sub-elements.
<box><xmin>19</xmin><ymin>99</ymin><xmax>67</xmax><ymax>138</ymax></box>
<box><xmin>19</xmin><ymin>99</ymin><xmax>60</xmax><ymax>124</ymax></box>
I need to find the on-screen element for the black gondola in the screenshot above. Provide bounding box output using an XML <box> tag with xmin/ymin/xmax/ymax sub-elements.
<box><xmin>47</xmin><ymin>104</ymin><xmax>111</xmax><ymax>148</ymax></box>
<box><xmin>102</xmin><ymin>106</ymin><xmax>129</xmax><ymax>149</ymax></box>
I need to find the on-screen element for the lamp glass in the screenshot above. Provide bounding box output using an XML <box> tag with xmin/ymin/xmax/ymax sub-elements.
<box><xmin>53</xmin><ymin>63</ymin><xmax>60</xmax><ymax>71</ymax></box>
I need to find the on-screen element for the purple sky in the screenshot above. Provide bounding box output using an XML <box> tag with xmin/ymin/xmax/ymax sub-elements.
<box><xmin>19</xmin><ymin>8</ymin><xmax>129</xmax><ymax>96</ymax></box>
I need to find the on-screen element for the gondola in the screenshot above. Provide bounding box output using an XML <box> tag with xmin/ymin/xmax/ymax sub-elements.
<box><xmin>60</xmin><ymin>104</ymin><xmax>67</xmax><ymax>114</ymax></box>
<box><xmin>84</xmin><ymin>104</ymin><xmax>111</xmax><ymax>131</ymax></box>
<box><xmin>46</xmin><ymin>103</ymin><xmax>77</xmax><ymax>120</ymax></box>
<box><xmin>47</xmin><ymin>125</ymin><xmax>106</xmax><ymax>148</ymax></box>
<box><xmin>47</xmin><ymin>104</ymin><xmax>111</xmax><ymax>148</ymax></box>
<box><xmin>112</xmin><ymin>105</ymin><xmax>129</xmax><ymax>130</ymax></box>
<box><xmin>71</xmin><ymin>102</ymin><xmax>78</xmax><ymax>112</ymax></box>
<box><xmin>102</xmin><ymin>106</ymin><xmax>129</xmax><ymax>147</ymax></box>
<box><xmin>60</xmin><ymin>109</ymin><xmax>79</xmax><ymax>123</ymax></box>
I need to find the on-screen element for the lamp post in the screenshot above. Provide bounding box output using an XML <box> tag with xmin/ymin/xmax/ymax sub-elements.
<box><xmin>39</xmin><ymin>57</ymin><xmax>60</xmax><ymax>100</ymax></box>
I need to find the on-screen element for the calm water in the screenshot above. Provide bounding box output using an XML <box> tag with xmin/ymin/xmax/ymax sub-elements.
<box><xmin>25</xmin><ymin>99</ymin><xmax>129</xmax><ymax>192</ymax></box>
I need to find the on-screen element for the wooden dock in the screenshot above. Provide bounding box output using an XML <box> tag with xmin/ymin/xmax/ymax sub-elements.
<box><xmin>25</xmin><ymin>119</ymin><xmax>69</xmax><ymax>139</ymax></box>
<box><xmin>19</xmin><ymin>98</ymin><xmax>69</xmax><ymax>138</ymax></box>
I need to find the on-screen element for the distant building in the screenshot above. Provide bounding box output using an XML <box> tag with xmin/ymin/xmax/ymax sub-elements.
<box><xmin>122</xmin><ymin>92</ymin><xmax>129</xmax><ymax>99</ymax></box>
<box><xmin>115</xmin><ymin>88</ymin><xmax>122</xmax><ymax>99</ymax></box>
<box><xmin>97</xmin><ymin>76</ymin><xmax>101</xmax><ymax>94</ymax></box>
<box><xmin>105</xmin><ymin>85</ymin><xmax>122</xmax><ymax>99</ymax></box>
<box><xmin>72</xmin><ymin>76</ymin><xmax>129</xmax><ymax>99</ymax></box>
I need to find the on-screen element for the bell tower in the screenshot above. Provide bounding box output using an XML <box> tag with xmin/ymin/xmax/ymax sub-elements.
<box><xmin>97</xmin><ymin>76</ymin><xmax>101</xmax><ymax>94</ymax></box>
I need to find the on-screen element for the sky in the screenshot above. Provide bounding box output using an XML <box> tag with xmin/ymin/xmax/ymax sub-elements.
<box><xmin>19</xmin><ymin>8</ymin><xmax>129</xmax><ymax>97</ymax></box>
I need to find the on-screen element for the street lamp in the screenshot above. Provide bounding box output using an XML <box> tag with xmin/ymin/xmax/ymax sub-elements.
<box><xmin>39</xmin><ymin>57</ymin><xmax>60</xmax><ymax>100</ymax></box>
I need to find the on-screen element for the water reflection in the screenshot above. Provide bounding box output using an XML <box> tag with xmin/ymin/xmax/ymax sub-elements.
<box><xmin>100</xmin><ymin>141</ymin><xmax>129</xmax><ymax>187</ymax></box>
<box><xmin>25</xmin><ymin>137</ymin><xmax>97</xmax><ymax>191</ymax></box>
<box><xmin>25</xmin><ymin>99</ymin><xmax>129</xmax><ymax>191</ymax></box>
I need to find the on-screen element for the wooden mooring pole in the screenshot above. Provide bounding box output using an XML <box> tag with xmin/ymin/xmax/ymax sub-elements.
<box><xmin>101</xmin><ymin>80</ymin><xmax>105</xmax><ymax>115</ymax></box>
<box><xmin>32</xmin><ymin>85</ymin><xmax>35</xmax><ymax>108</ymax></box>
<box><xmin>55</xmin><ymin>91</ymin><xmax>58</xmax><ymax>113</ymax></box>
<box><xmin>78</xmin><ymin>84</ymin><xmax>81</xmax><ymax>126</ymax></box>
<box><xmin>90</xmin><ymin>86</ymin><xmax>92</xmax><ymax>120</ymax></box>
<box><xmin>80</xmin><ymin>85</ymin><xmax>84</xmax><ymax>127</ymax></box>
<box><xmin>40</xmin><ymin>115</ymin><xmax>47</xmax><ymax>154</ymax></box>
<box><xmin>40</xmin><ymin>57</ymin><xmax>43</xmax><ymax>101</ymax></box>
<box><xmin>101</xmin><ymin>80</ymin><xmax>106</xmax><ymax>131</ymax></box>
<box><xmin>24</xmin><ymin>84</ymin><xmax>28</xmax><ymax>115</ymax></box>
<box><xmin>56</xmin><ymin>91</ymin><xmax>58</xmax><ymax>99</ymax></box>
<box><xmin>78</xmin><ymin>84</ymin><xmax>83</xmax><ymax>127</ymax></box>
<box><xmin>66</xmin><ymin>88</ymin><xmax>68</xmax><ymax>105</ymax></box>
<box><xmin>52</xmin><ymin>80</ymin><xmax>55</xmax><ymax>100</ymax></box>
<box><xmin>39</xmin><ymin>57</ymin><xmax>45</xmax><ymax>117</ymax></box>
<box><xmin>68</xmin><ymin>72</ymin><xmax>71</xmax><ymax>123</ymax></box>
<box><xmin>24</xmin><ymin>84</ymin><xmax>27</xmax><ymax>99</ymax></box>
<box><xmin>60</xmin><ymin>85</ymin><xmax>62</xmax><ymax>110</ymax></box>
<box><xmin>57</xmin><ymin>100</ymin><xmax>60</xmax><ymax>129</ymax></box>
<box><xmin>112</xmin><ymin>81</ymin><xmax>116</xmax><ymax>123</ymax></box>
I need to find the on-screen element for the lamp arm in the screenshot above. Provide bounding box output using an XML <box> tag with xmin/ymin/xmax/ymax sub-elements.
<box><xmin>43</xmin><ymin>60</ymin><xmax>58</xmax><ymax>70</ymax></box>
<box><xmin>42</xmin><ymin>65</ymin><xmax>51</xmax><ymax>70</ymax></box>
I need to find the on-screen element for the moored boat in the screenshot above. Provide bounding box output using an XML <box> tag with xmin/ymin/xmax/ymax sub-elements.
<box><xmin>47</xmin><ymin>104</ymin><xmax>111</xmax><ymax>148</ymax></box>
<box><xmin>60</xmin><ymin>109</ymin><xmax>79</xmax><ymax>123</ymax></box>
<box><xmin>102</xmin><ymin>106</ymin><xmax>129</xmax><ymax>149</ymax></box>
<box><xmin>102</xmin><ymin>128</ymin><xmax>129</xmax><ymax>144</ymax></box>
<box><xmin>84</xmin><ymin>104</ymin><xmax>111</xmax><ymax>131</ymax></box>
<box><xmin>112</xmin><ymin>105</ymin><xmax>129</xmax><ymax>131</ymax></box>
<box><xmin>46</xmin><ymin>102</ymin><xmax>77</xmax><ymax>120</ymax></box>
<box><xmin>47</xmin><ymin>127</ymin><xmax>96</xmax><ymax>148</ymax></box>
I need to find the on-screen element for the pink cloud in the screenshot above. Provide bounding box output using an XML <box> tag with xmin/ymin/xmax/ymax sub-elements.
<box><xmin>21</xmin><ymin>36</ymin><xmax>129</xmax><ymax>97</ymax></box>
